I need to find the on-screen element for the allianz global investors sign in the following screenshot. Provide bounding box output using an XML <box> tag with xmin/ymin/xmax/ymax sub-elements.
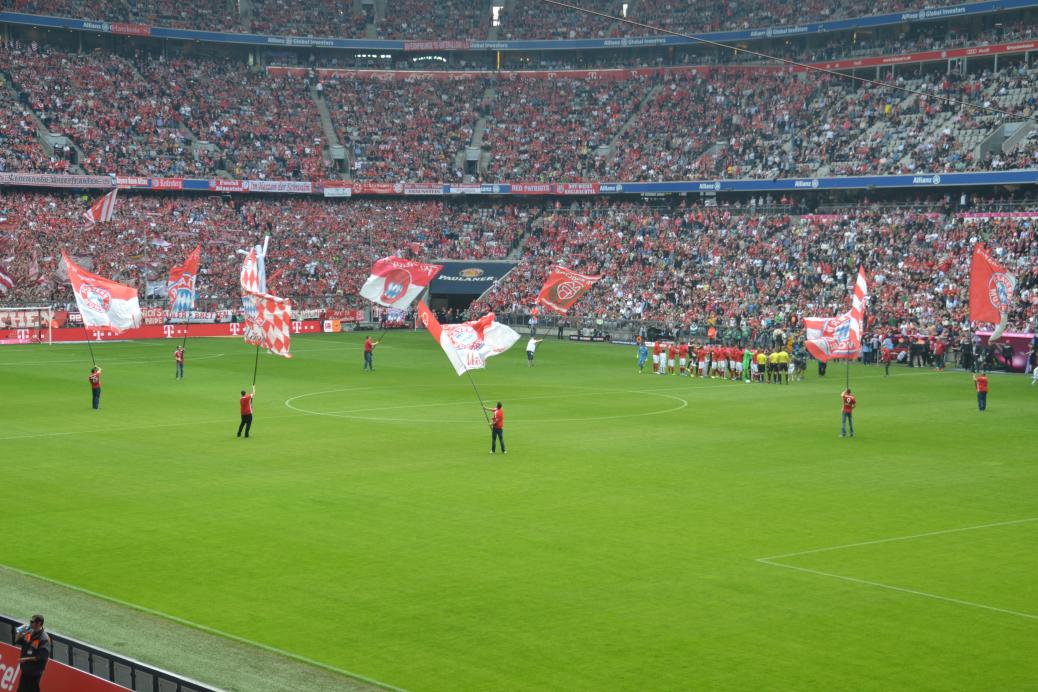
<box><xmin>430</xmin><ymin>261</ymin><xmax>517</xmax><ymax>295</ymax></box>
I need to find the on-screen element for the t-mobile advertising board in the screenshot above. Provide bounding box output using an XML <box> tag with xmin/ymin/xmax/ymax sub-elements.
<box><xmin>0</xmin><ymin>321</ymin><xmax>322</xmax><ymax>345</ymax></box>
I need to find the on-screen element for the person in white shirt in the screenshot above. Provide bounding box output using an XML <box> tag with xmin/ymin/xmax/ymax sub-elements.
<box><xmin>526</xmin><ymin>337</ymin><xmax>544</xmax><ymax>367</ymax></box>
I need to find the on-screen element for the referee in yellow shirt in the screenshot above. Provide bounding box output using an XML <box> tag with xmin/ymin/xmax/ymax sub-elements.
<box><xmin>768</xmin><ymin>350</ymin><xmax>780</xmax><ymax>384</ymax></box>
<box><xmin>777</xmin><ymin>349</ymin><xmax>791</xmax><ymax>384</ymax></box>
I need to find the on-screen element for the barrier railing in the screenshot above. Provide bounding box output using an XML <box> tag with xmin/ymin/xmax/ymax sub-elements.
<box><xmin>2</xmin><ymin>614</ymin><xmax>218</xmax><ymax>691</ymax></box>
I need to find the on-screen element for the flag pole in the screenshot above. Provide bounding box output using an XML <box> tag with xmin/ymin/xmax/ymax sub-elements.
<box><xmin>252</xmin><ymin>343</ymin><xmax>261</xmax><ymax>386</ymax></box>
<box><xmin>845</xmin><ymin>358</ymin><xmax>850</xmax><ymax>390</ymax></box>
<box><xmin>465</xmin><ymin>370</ymin><xmax>492</xmax><ymax>425</ymax></box>
<box><xmin>84</xmin><ymin>326</ymin><xmax>96</xmax><ymax>366</ymax></box>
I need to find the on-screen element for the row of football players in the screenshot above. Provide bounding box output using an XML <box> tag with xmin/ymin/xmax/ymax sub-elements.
<box><xmin>636</xmin><ymin>341</ymin><xmax>807</xmax><ymax>383</ymax></box>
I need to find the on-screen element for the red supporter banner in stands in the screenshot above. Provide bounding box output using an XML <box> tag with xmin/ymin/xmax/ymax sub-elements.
<box><xmin>324</xmin><ymin>309</ymin><xmax>364</xmax><ymax>322</ymax></box>
<box><xmin>150</xmin><ymin>178</ymin><xmax>184</xmax><ymax>190</ymax></box>
<box><xmin>0</xmin><ymin>642</ymin><xmax>129</xmax><ymax>691</ymax></box>
<box><xmin>0</xmin><ymin>321</ymin><xmax>322</xmax><ymax>345</ymax></box>
<box><xmin>141</xmin><ymin>307</ymin><xmax>166</xmax><ymax>326</ymax></box>
<box><xmin>352</xmin><ymin>182</ymin><xmax>404</xmax><ymax>195</ymax></box>
<box><xmin>111</xmin><ymin>22</ymin><xmax>151</xmax><ymax>36</ymax></box>
<box><xmin>403</xmin><ymin>40</ymin><xmax>470</xmax><ymax>51</ymax></box>
<box><xmin>210</xmin><ymin>179</ymin><xmax>247</xmax><ymax>193</ymax></box>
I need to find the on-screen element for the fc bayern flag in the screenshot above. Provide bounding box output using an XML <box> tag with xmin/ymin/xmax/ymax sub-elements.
<box><xmin>167</xmin><ymin>245</ymin><xmax>201</xmax><ymax>314</ymax></box>
<box><xmin>970</xmin><ymin>243</ymin><xmax>1016</xmax><ymax>342</ymax></box>
<box><xmin>417</xmin><ymin>300</ymin><xmax>519</xmax><ymax>375</ymax></box>
<box><xmin>84</xmin><ymin>189</ymin><xmax>118</xmax><ymax>225</ymax></box>
<box><xmin>536</xmin><ymin>266</ymin><xmax>602</xmax><ymax>313</ymax></box>
<box><xmin>360</xmin><ymin>257</ymin><xmax>443</xmax><ymax>308</ymax></box>
<box><xmin>804</xmin><ymin>267</ymin><xmax>868</xmax><ymax>362</ymax></box>
<box><xmin>240</xmin><ymin>246</ymin><xmax>266</xmax><ymax>346</ymax></box>
<box><xmin>62</xmin><ymin>251</ymin><xmax>142</xmax><ymax>333</ymax></box>
<box><xmin>244</xmin><ymin>289</ymin><xmax>293</xmax><ymax>358</ymax></box>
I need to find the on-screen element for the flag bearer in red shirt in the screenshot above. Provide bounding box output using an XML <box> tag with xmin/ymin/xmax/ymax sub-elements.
<box><xmin>88</xmin><ymin>366</ymin><xmax>102</xmax><ymax>410</ymax></box>
<box><xmin>175</xmin><ymin>345</ymin><xmax>185</xmax><ymax>380</ymax></box>
<box><xmin>484</xmin><ymin>402</ymin><xmax>506</xmax><ymax>454</ymax></box>
<box><xmin>840</xmin><ymin>388</ymin><xmax>856</xmax><ymax>438</ymax></box>
<box><xmin>973</xmin><ymin>373</ymin><xmax>988</xmax><ymax>411</ymax></box>
<box><xmin>238</xmin><ymin>385</ymin><xmax>256</xmax><ymax>438</ymax></box>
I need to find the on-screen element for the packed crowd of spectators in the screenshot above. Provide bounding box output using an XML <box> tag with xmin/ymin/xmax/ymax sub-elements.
<box><xmin>0</xmin><ymin>78</ymin><xmax>70</xmax><ymax>174</ymax></box>
<box><xmin>0</xmin><ymin>191</ymin><xmax>527</xmax><ymax>309</ymax></box>
<box><xmin>324</xmin><ymin>76</ymin><xmax>485</xmax><ymax>182</ymax></box>
<box><xmin>379</xmin><ymin>0</ymin><xmax>489</xmax><ymax>40</ymax></box>
<box><xmin>249</xmin><ymin>0</ymin><xmax>369</xmax><ymax>38</ymax></box>
<box><xmin>0</xmin><ymin>38</ymin><xmax>1034</xmax><ymax>183</ymax></box>
<box><xmin>483</xmin><ymin>76</ymin><xmax>650</xmax><ymax>181</ymax></box>
<box><xmin>496</xmin><ymin>0</ymin><xmax>621</xmax><ymax>40</ymax></box>
<box><xmin>470</xmin><ymin>199</ymin><xmax>1038</xmax><ymax>338</ymax></box>
<box><xmin>139</xmin><ymin>56</ymin><xmax>328</xmax><ymax>180</ymax></box>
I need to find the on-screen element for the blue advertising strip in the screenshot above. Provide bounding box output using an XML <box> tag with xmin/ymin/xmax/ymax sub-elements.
<box><xmin>615</xmin><ymin>170</ymin><xmax>1038</xmax><ymax>193</ymax></box>
<box><xmin>1</xmin><ymin>171</ymin><xmax>1035</xmax><ymax>193</ymax></box>
<box><xmin>5</xmin><ymin>0</ymin><xmax>1038</xmax><ymax>51</ymax></box>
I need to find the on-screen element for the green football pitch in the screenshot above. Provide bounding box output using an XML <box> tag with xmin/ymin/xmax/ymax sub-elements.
<box><xmin>2</xmin><ymin>332</ymin><xmax>1036</xmax><ymax>691</ymax></box>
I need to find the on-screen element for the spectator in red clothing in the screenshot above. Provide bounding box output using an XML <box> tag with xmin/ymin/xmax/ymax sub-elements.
<box><xmin>88</xmin><ymin>366</ymin><xmax>102</xmax><ymax>409</ymax></box>
<box><xmin>840</xmin><ymin>388</ymin><xmax>856</xmax><ymax>437</ymax></box>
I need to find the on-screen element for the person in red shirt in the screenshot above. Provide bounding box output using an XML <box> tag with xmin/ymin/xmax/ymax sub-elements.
<box><xmin>933</xmin><ymin>339</ymin><xmax>947</xmax><ymax>371</ymax></box>
<box><xmin>841</xmin><ymin>388</ymin><xmax>856</xmax><ymax>437</ymax></box>
<box><xmin>484</xmin><ymin>401</ymin><xmax>506</xmax><ymax>454</ymax></box>
<box><xmin>363</xmin><ymin>336</ymin><xmax>380</xmax><ymax>371</ymax></box>
<box><xmin>678</xmin><ymin>342</ymin><xmax>689</xmax><ymax>375</ymax></box>
<box><xmin>88</xmin><ymin>366</ymin><xmax>102</xmax><ymax>410</ymax></box>
<box><xmin>652</xmin><ymin>340</ymin><xmax>662</xmax><ymax>374</ymax></box>
<box><xmin>881</xmin><ymin>347</ymin><xmax>893</xmax><ymax>377</ymax></box>
<box><xmin>174</xmin><ymin>345</ymin><xmax>185</xmax><ymax>380</ymax></box>
<box><xmin>666</xmin><ymin>343</ymin><xmax>677</xmax><ymax>374</ymax></box>
<box><xmin>238</xmin><ymin>385</ymin><xmax>256</xmax><ymax>438</ymax></box>
<box><xmin>973</xmin><ymin>373</ymin><xmax>988</xmax><ymax>411</ymax></box>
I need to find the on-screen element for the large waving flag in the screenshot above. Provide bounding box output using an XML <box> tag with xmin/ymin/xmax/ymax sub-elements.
<box><xmin>0</xmin><ymin>267</ymin><xmax>14</xmax><ymax>295</ymax></box>
<box><xmin>167</xmin><ymin>245</ymin><xmax>201</xmax><ymax>314</ymax></box>
<box><xmin>970</xmin><ymin>243</ymin><xmax>1016</xmax><ymax>342</ymax></box>
<box><xmin>417</xmin><ymin>300</ymin><xmax>519</xmax><ymax>375</ymax></box>
<box><xmin>84</xmin><ymin>189</ymin><xmax>118</xmax><ymax>225</ymax></box>
<box><xmin>244</xmin><ymin>290</ymin><xmax>293</xmax><ymax>358</ymax></box>
<box><xmin>537</xmin><ymin>265</ymin><xmax>602</xmax><ymax>313</ymax></box>
<box><xmin>62</xmin><ymin>251</ymin><xmax>142</xmax><ymax>332</ymax></box>
<box><xmin>240</xmin><ymin>246</ymin><xmax>266</xmax><ymax>346</ymax></box>
<box><xmin>804</xmin><ymin>267</ymin><xmax>868</xmax><ymax>362</ymax></box>
<box><xmin>360</xmin><ymin>257</ymin><xmax>443</xmax><ymax>308</ymax></box>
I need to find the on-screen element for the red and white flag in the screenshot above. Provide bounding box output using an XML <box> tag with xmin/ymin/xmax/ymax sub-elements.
<box><xmin>240</xmin><ymin>246</ymin><xmax>265</xmax><ymax>346</ymax></box>
<box><xmin>804</xmin><ymin>267</ymin><xmax>868</xmax><ymax>362</ymax></box>
<box><xmin>970</xmin><ymin>243</ymin><xmax>1016</xmax><ymax>342</ymax></box>
<box><xmin>0</xmin><ymin>267</ymin><xmax>13</xmax><ymax>295</ymax></box>
<box><xmin>62</xmin><ymin>251</ymin><xmax>142</xmax><ymax>332</ymax></box>
<box><xmin>536</xmin><ymin>265</ymin><xmax>602</xmax><ymax>313</ymax></box>
<box><xmin>417</xmin><ymin>300</ymin><xmax>519</xmax><ymax>375</ymax></box>
<box><xmin>244</xmin><ymin>289</ymin><xmax>293</xmax><ymax>358</ymax></box>
<box><xmin>84</xmin><ymin>189</ymin><xmax>118</xmax><ymax>225</ymax></box>
<box><xmin>360</xmin><ymin>257</ymin><xmax>443</xmax><ymax>309</ymax></box>
<box><xmin>167</xmin><ymin>245</ymin><xmax>200</xmax><ymax>314</ymax></box>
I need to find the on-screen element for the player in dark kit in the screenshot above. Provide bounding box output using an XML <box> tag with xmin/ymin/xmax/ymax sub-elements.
<box><xmin>238</xmin><ymin>385</ymin><xmax>256</xmax><ymax>437</ymax></box>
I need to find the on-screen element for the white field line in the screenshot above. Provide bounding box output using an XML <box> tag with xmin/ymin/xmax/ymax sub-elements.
<box><xmin>0</xmin><ymin>562</ymin><xmax>408</xmax><ymax>692</ymax></box>
<box><xmin>0</xmin><ymin>353</ymin><xmax>226</xmax><ymax>367</ymax></box>
<box><xmin>757</xmin><ymin>517</ymin><xmax>1038</xmax><ymax>621</ymax></box>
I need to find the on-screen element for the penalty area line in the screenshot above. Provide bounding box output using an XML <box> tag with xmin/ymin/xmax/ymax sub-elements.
<box><xmin>0</xmin><ymin>562</ymin><xmax>409</xmax><ymax>692</ymax></box>
<box><xmin>756</xmin><ymin>517</ymin><xmax>1038</xmax><ymax>622</ymax></box>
